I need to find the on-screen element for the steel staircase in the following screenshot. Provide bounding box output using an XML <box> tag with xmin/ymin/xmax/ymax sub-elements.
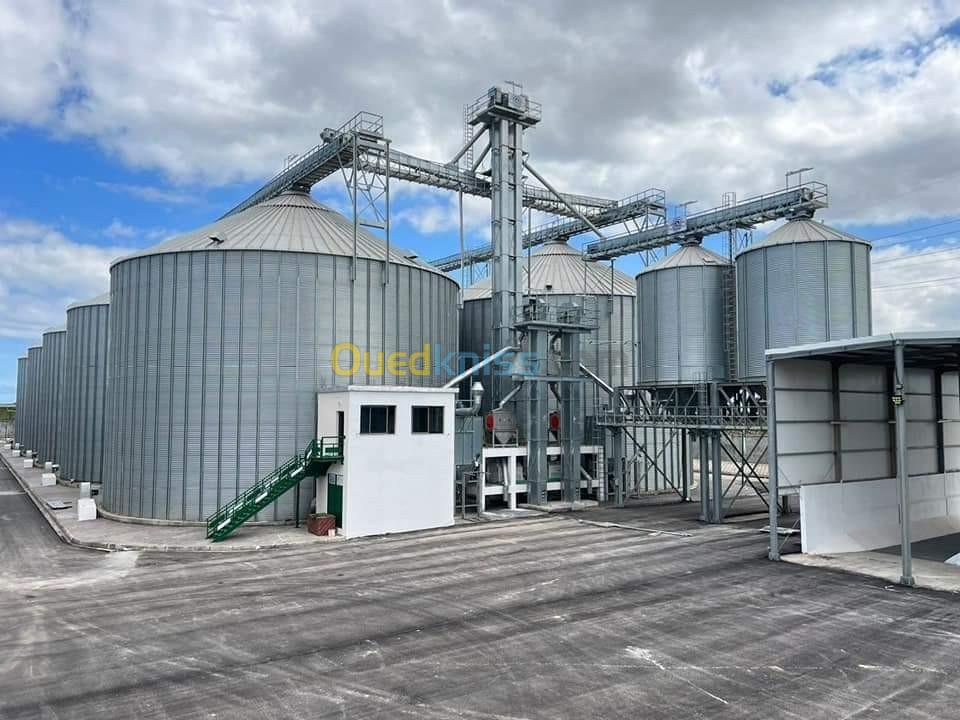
<box><xmin>205</xmin><ymin>436</ymin><xmax>343</xmax><ymax>542</ymax></box>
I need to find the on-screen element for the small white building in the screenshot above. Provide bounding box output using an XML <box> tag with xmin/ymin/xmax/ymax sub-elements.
<box><xmin>315</xmin><ymin>385</ymin><xmax>456</xmax><ymax>539</ymax></box>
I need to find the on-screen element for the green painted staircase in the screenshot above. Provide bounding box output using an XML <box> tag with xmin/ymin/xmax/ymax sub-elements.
<box><xmin>206</xmin><ymin>436</ymin><xmax>343</xmax><ymax>542</ymax></box>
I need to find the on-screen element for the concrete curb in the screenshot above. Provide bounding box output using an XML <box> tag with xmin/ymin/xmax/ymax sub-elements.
<box><xmin>0</xmin><ymin>452</ymin><xmax>330</xmax><ymax>554</ymax></box>
<box><xmin>0</xmin><ymin>451</ymin><xmax>102</xmax><ymax>552</ymax></box>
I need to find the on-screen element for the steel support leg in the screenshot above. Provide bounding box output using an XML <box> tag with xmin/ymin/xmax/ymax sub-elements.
<box><xmin>767</xmin><ymin>360</ymin><xmax>780</xmax><ymax>560</ymax></box>
<box><xmin>525</xmin><ymin>328</ymin><xmax>549</xmax><ymax>505</ymax></box>
<box><xmin>711</xmin><ymin>429</ymin><xmax>724</xmax><ymax>523</ymax></box>
<box><xmin>894</xmin><ymin>342</ymin><xmax>914</xmax><ymax>586</ymax></box>
<box><xmin>612</xmin><ymin>429</ymin><xmax>624</xmax><ymax>507</ymax></box>
<box><xmin>699</xmin><ymin>432</ymin><xmax>710</xmax><ymax>522</ymax></box>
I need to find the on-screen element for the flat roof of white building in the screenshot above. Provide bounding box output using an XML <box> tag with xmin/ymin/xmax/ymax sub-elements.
<box><xmin>318</xmin><ymin>385</ymin><xmax>457</xmax><ymax>394</ymax></box>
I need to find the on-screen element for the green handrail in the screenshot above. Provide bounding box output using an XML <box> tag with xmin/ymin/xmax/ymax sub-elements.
<box><xmin>205</xmin><ymin>436</ymin><xmax>343</xmax><ymax>541</ymax></box>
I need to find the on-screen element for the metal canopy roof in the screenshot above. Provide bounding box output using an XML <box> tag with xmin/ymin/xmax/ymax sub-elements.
<box><xmin>114</xmin><ymin>191</ymin><xmax>445</xmax><ymax>276</ymax></box>
<box><xmin>462</xmin><ymin>241</ymin><xmax>635</xmax><ymax>300</ymax></box>
<box><xmin>766</xmin><ymin>332</ymin><xmax>960</xmax><ymax>368</ymax></box>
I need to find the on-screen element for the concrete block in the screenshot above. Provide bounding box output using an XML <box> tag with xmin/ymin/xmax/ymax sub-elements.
<box><xmin>13</xmin><ymin>449</ymin><xmax>21</xmax><ymax>457</ymax></box>
<box><xmin>43</xmin><ymin>461</ymin><xmax>53</xmax><ymax>472</ymax></box>
<box><xmin>79</xmin><ymin>482</ymin><xmax>91</xmax><ymax>499</ymax></box>
<box><xmin>41</xmin><ymin>473</ymin><xmax>57</xmax><ymax>487</ymax></box>
<box><xmin>14</xmin><ymin>443</ymin><xmax>20</xmax><ymax>450</ymax></box>
<box><xmin>23</xmin><ymin>458</ymin><xmax>34</xmax><ymax>469</ymax></box>
<box><xmin>77</xmin><ymin>498</ymin><xmax>97</xmax><ymax>522</ymax></box>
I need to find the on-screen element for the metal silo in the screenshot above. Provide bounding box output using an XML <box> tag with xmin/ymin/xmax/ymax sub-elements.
<box><xmin>24</xmin><ymin>345</ymin><xmax>42</xmax><ymax>456</ymax></box>
<box><xmin>736</xmin><ymin>218</ymin><xmax>872</xmax><ymax>381</ymax></box>
<box><xmin>102</xmin><ymin>190</ymin><xmax>459</xmax><ymax>522</ymax></box>
<box><xmin>637</xmin><ymin>243</ymin><xmax>732</xmax><ymax>385</ymax></box>
<box><xmin>61</xmin><ymin>293</ymin><xmax>110</xmax><ymax>484</ymax></box>
<box><xmin>38</xmin><ymin>326</ymin><xmax>67</xmax><ymax>464</ymax></box>
<box><xmin>460</xmin><ymin>240</ymin><xmax>635</xmax><ymax>412</ymax></box>
<box><xmin>14</xmin><ymin>356</ymin><xmax>28</xmax><ymax>446</ymax></box>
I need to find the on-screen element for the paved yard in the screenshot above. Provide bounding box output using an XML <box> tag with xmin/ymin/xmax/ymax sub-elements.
<box><xmin>2</xmin><ymin>462</ymin><xmax>959</xmax><ymax>719</ymax></box>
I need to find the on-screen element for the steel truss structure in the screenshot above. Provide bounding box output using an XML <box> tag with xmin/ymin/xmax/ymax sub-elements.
<box><xmin>513</xmin><ymin>299</ymin><xmax>594</xmax><ymax>504</ymax></box>
<box><xmin>597</xmin><ymin>382</ymin><xmax>771</xmax><ymax>521</ymax></box>
<box><xmin>222</xmin><ymin>82</ymin><xmax>832</xmax><ymax>406</ymax></box>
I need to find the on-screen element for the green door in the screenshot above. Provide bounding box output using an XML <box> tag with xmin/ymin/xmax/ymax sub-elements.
<box><xmin>327</xmin><ymin>475</ymin><xmax>343</xmax><ymax>527</ymax></box>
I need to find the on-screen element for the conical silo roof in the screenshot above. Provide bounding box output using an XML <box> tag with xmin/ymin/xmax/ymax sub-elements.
<box><xmin>41</xmin><ymin>325</ymin><xmax>66</xmax><ymax>335</ymax></box>
<box><xmin>737</xmin><ymin>218</ymin><xmax>871</xmax><ymax>257</ymax></box>
<box><xmin>67</xmin><ymin>292</ymin><xmax>110</xmax><ymax>311</ymax></box>
<box><xmin>463</xmin><ymin>240</ymin><xmax>635</xmax><ymax>300</ymax></box>
<box><xmin>639</xmin><ymin>243</ymin><xmax>730</xmax><ymax>275</ymax></box>
<box><xmin>112</xmin><ymin>191</ymin><xmax>444</xmax><ymax>276</ymax></box>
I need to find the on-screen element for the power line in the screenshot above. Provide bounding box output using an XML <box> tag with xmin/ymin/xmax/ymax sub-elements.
<box><xmin>873</xmin><ymin>274</ymin><xmax>960</xmax><ymax>291</ymax></box>
<box><xmin>871</xmin><ymin>226</ymin><xmax>960</xmax><ymax>249</ymax></box>
<box><xmin>867</xmin><ymin>217</ymin><xmax>960</xmax><ymax>242</ymax></box>
<box><xmin>873</xmin><ymin>245</ymin><xmax>960</xmax><ymax>265</ymax></box>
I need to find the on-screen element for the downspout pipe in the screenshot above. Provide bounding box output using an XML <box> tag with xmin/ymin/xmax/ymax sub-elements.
<box><xmin>443</xmin><ymin>345</ymin><xmax>518</xmax><ymax>389</ymax></box>
<box><xmin>456</xmin><ymin>381</ymin><xmax>485</xmax><ymax>416</ymax></box>
<box><xmin>579</xmin><ymin>363</ymin><xmax>628</xmax><ymax>410</ymax></box>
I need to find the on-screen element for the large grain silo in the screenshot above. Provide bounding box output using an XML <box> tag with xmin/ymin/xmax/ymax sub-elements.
<box><xmin>736</xmin><ymin>218</ymin><xmax>872</xmax><ymax>381</ymax></box>
<box><xmin>461</xmin><ymin>240</ymin><xmax>635</xmax><ymax>411</ymax></box>
<box><xmin>61</xmin><ymin>293</ymin><xmax>110</xmax><ymax>485</ymax></box>
<box><xmin>102</xmin><ymin>190</ymin><xmax>459</xmax><ymax>522</ymax></box>
<box><xmin>24</xmin><ymin>345</ymin><xmax>43</xmax><ymax>455</ymax></box>
<box><xmin>14</xmin><ymin>356</ymin><xmax>28</xmax><ymax>445</ymax></box>
<box><xmin>38</xmin><ymin>326</ymin><xmax>67</xmax><ymax>464</ymax></box>
<box><xmin>637</xmin><ymin>243</ymin><xmax>732</xmax><ymax>385</ymax></box>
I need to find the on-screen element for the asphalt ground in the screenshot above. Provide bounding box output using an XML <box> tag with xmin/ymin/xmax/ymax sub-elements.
<box><xmin>2</xmin><ymin>461</ymin><xmax>959</xmax><ymax>719</ymax></box>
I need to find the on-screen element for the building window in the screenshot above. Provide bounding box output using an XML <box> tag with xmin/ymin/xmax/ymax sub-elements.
<box><xmin>360</xmin><ymin>405</ymin><xmax>395</xmax><ymax>434</ymax></box>
<box><xmin>412</xmin><ymin>405</ymin><xmax>444</xmax><ymax>434</ymax></box>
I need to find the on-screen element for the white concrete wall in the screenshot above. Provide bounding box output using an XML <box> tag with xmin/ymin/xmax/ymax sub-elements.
<box><xmin>800</xmin><ymin>473</ymin><xmax>960</xmax><ymax>554</ymax></box>
<box><xmin>318</xmin><ymin>386</ymin><xmax>455</xmax><ymax>539</ymax></box>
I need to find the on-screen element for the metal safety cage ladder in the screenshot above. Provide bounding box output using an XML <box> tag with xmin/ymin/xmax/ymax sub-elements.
<box><xmin>205</xmin><ymin>436</ymin><xmax>344</xmax><ymax>542</ymax></box>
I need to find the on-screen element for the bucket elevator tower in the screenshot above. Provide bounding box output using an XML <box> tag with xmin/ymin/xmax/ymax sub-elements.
<box><xmin>465</xmin><ymin>86</ymin><xmax>541</xmax><ymax>403</ymax></box>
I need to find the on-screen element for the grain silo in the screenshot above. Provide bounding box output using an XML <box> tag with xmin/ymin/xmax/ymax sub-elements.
<box><xmin>24</xmin><ymin>345</ymin><xmax>42</xmax><ymax>456</ymax></box>
<box><xmin>38</xmin><ymin>326</ymin><xmax>67</xmax><ymax>464</ymax></box>
<box><xmin>736</xmin><ymin>218</ymin><xmax>872</xmax><ymax>381</ymax></box>
<box><xmin>461</xmin><ymin>240</ymin><xmax>635</xmax><ymax>412</ymax></box>
<box><xmin>637</xmin><ymin>243</ymin><xmax>732</xmax><ymax>385</ymax></box>
<box><xmin>14</xmin><ymin>356</ymin><xmax>28</xmax><ymax>446</ymax></box>
<box><xmin>102</xmin><ymin>190</ymin><xmax>459</xmax><ymax>522</ymax></box>
<box><xmin>61</xmin><ymin>293</ymin><xmax>110</xmax><ymax>485</ymax></box>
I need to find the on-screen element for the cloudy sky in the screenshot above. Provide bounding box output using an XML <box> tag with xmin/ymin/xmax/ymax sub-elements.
<box><xmin>1</xmin><ymin>0</ymin><xmax>959</xmax><ymax>401</ymax></box>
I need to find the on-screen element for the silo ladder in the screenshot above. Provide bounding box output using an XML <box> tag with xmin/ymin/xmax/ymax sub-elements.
<box><xmin>205</xmin><ymin>437</ymin><xmax>343</xmax><ymax>542</ymax></box>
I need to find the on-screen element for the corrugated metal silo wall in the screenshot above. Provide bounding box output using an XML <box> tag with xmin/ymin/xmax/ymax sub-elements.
<box><xmin>62</xmin><ymin>303</ymin><xmax>110</xmax><ymax>483</ymax></box>
<box><xmin>25</xmin><ymin>347</ymin><xmax>43</xmax><ymax>454</ymax></box>
<box><xmin>460</xmin><ymin>294</ymin><xmax>635</xmax><ymax>414</ymax></box>
<box><xmin>638</xmin><ymin>265</ymin><xmax>729</xmax><ymax>385</ymax></box>
<box><xmin>736</xmin><ymin>241</ymin><xmax>872</xmax><ymax>381</ymax></box>
<box><xmin>14</xmin><ymin>357</ymin><xmax>27</xmax><ymax>444</ymax></box>
<box><xmin>39</xmin><ymin>331</ymin><xmax>67</xmax><ymax>464</ymax></box>
<box><xmin>102</xmin><ymin>250</ymin><xmax>459</xmax><ymax>522</ymax></box>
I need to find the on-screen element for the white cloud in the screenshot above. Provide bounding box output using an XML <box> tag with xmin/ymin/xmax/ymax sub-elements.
<box><xmin>0</xmin><ymin>0</ymin><xmax>956</xmax><ymax>227</ymax></box>
<box><xmin>0</xmin><ymin>0</ymin><xmax>69</xmax><ymax>122</ymax></box>
<box><xmin>104</xmin><ymin>219</ymin><xmax>137</xmax><ymax>239</ymax></box>
<box><xmin>871</xmin><ymin>234</ymin><xmax>960</xmax><ymax>331</ymax></box>
<box><xmin>0</xmin><ymin>218</ymin><xmax>131</xmax><ymax>340</ymax></box>
<box><xmin>94</xmin><ymin>180</ymin><xmax>200</xmax><ymax>205</ymax></box>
